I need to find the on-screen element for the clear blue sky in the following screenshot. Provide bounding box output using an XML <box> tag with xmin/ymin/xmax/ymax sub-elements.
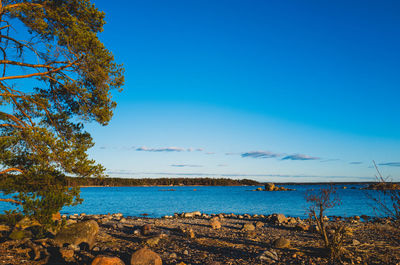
<box><xmin>87</xmin><ymin>0</ymin><xmax>400</xmax><ymax>182</ymax></box>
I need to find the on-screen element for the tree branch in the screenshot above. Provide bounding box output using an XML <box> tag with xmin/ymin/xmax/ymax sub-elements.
<box><xmin>0</xmin><ymin>167</ymin><xmax>24</xmax><ymax>174</ymax></box>
<box><xmin>3</xmin><ymin>3</ymin><xmax>44</xmax><ymax>11</ymax></box>
<box><xmin>0</xmin><ymin>60</ymin><xmax>58</xmax><ymax>69</ymax></box>
<box><xmin>0</xmin><ymin>198</ymin><xmax>22</xmax><ymax>205</ymax></box>
<box><xmin>0</xmin><ymin>59</ymin><xmax>79</xmax><ymax>81</ymax></box>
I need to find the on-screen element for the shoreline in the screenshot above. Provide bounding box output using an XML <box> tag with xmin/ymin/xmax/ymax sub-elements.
<box><xmin>1</xmin><ymin>212</ymin><xmax>398</xmax><ymax>264</ymax></box>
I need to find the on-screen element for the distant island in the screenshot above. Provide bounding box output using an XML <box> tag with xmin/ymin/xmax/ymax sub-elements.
<box><xmin>66</xmin><ymin>177</ymin><xmax>400</xmax><ymax>188</ymax></box>
<box><xmin>67</xmin><ymin>177</ymin><xmax>261</xmax><ymax>187</ymax></box>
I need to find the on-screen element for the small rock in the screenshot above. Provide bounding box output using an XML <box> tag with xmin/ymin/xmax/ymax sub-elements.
<box><xmin>295</xmin><ymin>223</ymin><xmax>310</xmax><ymax>231</ymax></box>
<box><xmin>183</xmin><ymin>211</ymin><xmax>201</xmax><ymax>218</ymax></box>
<box><xmin>145</xmin><ymin>236</ymin><xmax>160</xmax><ymax>247</ymax></box>
<box><xmin>69</xmin><ymin>214</ymin><xmax>78</xmax><ymax>220</ymax></box>
<box><xmin>66</xmin><ymin>219</ymin><xmax>78</xmax><ymax>225</ymax></box>
<box><xmin>59</xmin><ymin>247</ymin><xmax>75</xmax><ymax>262</ymax></box>
<box><xmin>273</xmin><ymin>237</ymin><xmax>290</xmax><ymax>248</ymax></box>
<box><xmin>68</xmin><ymin>244</ymin><xmax>80</xmax><ymax>251</ymax></box>
<box><xmin>141</xmin><ymin>224</ymin><xmax>152</xmax><ymax>235</ymax></box>
<box><xmin>93</xmin><ymin>247</ymin><xmax>100</xmax><ymax>252</ymax></box>
<box><xmin>169</xmin><ymin>253</ymin><xmax>178</xmax><ymax>259</ymax></box>
<box><xmin>259</xmin><ymin>249</ymin><xmax>278</xmax><ymax>262</ymax></box>
<box><xmin>352</xmin><ymin>239</ymin><xmax>361</xmax><ymax>246</ymax></box>
<box><xmin>210</xmin><ymin>219</ymin><xmax>221</xmax><ymax>229</ymax></box>
<box><xmin>241</xmin><ymin>223</ymin><xmax>255</xmax><ymax>231</ymax></box>
<box><xmin>255</xmin><ymin>221</ymin><xmax>264</xmax><ymax>228</ymax></box>
<box><xmin>131</xmin><ymin>248</ymin><xmax>162</xmax><ymax>265</ymax></box>
<box><xmin>183</xmin><ymin>250</ymin><xmax>189</xmax><ymax>255</ymax></box>
<box><xmin>186</xmin><ymin>228</ymin><xmax>195</xmax><ymax>239</ymax></box>
<box><xmin>92</xmin><ymin>255</ymin><xmax>125</xmax><ymax>265</ymax></box>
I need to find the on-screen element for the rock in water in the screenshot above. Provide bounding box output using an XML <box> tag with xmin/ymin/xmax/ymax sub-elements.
<box><xmin>55</xmin><ymin>220</ymin><xmax>99</xmax><ymax>249</ymax></box>
<box><xmin>131</xmin><ymin>248</ymin><xmax>162</xmax><ymax>265</ymax></box>
<box><xmin>273</xmin><ymin>237</ymin><xmax>291</xmax><ymax>248</ymax></box>
<box><xmin>92</xmin><ymin>255</ymin><xmax>125</xmax><ymax>265</ymax></box>
<box><xmin>264</xmin><ymin>183</ymin><xmax>275</xmax><ymax>191</ymax></box>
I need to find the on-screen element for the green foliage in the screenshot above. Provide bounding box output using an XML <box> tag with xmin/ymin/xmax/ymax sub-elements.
<box><xmin>0</xmin><ymin>0</ymin><xmax>124</xmax><ymax>235</ymax></box>
<box><xmin>0</xmin><ymin>210</ymin><xmax>23</xmax><ymax>226</ymax></box>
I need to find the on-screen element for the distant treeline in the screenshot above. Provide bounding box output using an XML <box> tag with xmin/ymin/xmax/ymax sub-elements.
<box><xmin>66</xmin><ymin>177</ymin><xmax>261</xmax><ymax>187</ymax></box>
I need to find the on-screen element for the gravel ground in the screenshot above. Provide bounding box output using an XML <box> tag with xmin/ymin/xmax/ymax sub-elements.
<box><xmin>0</xmin><ymin>213</ymin><xmax>399</xmax><ymax>265</ymax></box>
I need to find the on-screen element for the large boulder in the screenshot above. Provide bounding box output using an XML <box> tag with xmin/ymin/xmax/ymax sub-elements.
<box><xmin>268</xmin><ymin>213</ymin><xmax>287</xmax><ymax>224</ymax></box>
<box><xmin>130</xmin><ymin>248</ymin><xmax>162</xmax><ymax>265</ymax></box>
<box><xmin>273</xmin><ymin>237</ymin><xmax>290</xmax><ymax>248</ymax></box>
<box><xmin>92</xmin><ymin>255</ymin><xmax>125</xmax><ymax>265</ymax></box>
<box><xmin>55</xmin><ymin>220</ymin><xmax>99</xmax><ymax>249</ymax></box>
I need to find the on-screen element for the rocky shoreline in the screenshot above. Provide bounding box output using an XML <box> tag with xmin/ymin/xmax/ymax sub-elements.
<box><xmin>0</xmin><ymin>212</ymin><xmax>399</xmax><ymax>264</ymax></box>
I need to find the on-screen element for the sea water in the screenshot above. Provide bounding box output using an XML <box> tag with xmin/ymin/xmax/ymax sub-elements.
<box><xmin>53</xmin><ymin>184</ymin><xmax>385</xmax><ymax>218</ymax></box>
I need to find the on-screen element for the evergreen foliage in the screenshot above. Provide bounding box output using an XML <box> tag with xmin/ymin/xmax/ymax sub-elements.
<box><xmin>0</xmin><ymin>0</ymin><xmax>124</xmax><ymax>230</ymax></box>
<box><xmin>66</xmin><ymin>177</ymin><xmax>260</xmax><ymax>187</ymax></box>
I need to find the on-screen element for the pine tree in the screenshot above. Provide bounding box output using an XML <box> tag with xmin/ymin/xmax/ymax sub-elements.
<box><xmin>0</xmin><ymin>0</ymin><xmax>124</xmax><ymax>230</ymax></box>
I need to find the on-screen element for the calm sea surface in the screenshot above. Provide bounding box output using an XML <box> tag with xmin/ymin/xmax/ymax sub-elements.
<box><xmin>54</xmin><ymin>184</ymin><xmax>384</xmax><ymax>218</ymax></box>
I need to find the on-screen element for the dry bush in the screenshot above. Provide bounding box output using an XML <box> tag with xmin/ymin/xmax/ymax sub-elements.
<box><xmin>368</xmin><ymin>161</ymin><xmax>400</xmax><ymax>221</ymax></box>
<box><xmin>367</xmin><ymin>161</ymin><xmax>400</xmax><ymax>245</ymax></box>
<box><xmin>306</xmin><ymin>184</ymin><xmax>350</xmax><ymax>262</ymax></box>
